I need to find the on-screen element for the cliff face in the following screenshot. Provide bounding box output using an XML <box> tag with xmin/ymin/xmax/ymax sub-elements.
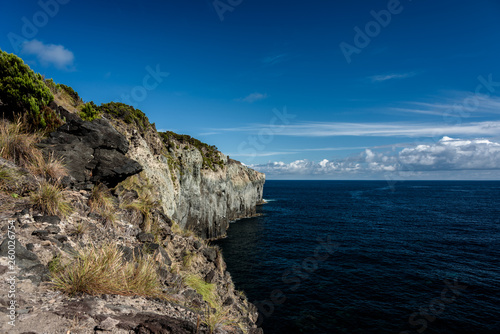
<box><xmin>126</xmin><ymin>127</ymin><xmax>265</xmax><ymax>239</ymax></box>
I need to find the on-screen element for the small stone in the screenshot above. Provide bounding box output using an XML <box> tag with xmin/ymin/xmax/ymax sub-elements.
<box><xmin>205</xmin><ymin>270</ymin><xmax>216</xmax><ymax>284</ymax></box>
<box><xmin>32</xmin><ymin>230</ymin><xmax>49</xmax><ymax>237</ymax></box>
<box><xmin>202</xmin><ymin>247</ymin><xmax>217</xmax><ymax>262</ymax></box>
<box><xmin>193</xmin><ymin>240</ymin><xmax>202</xmax><ymax>250</ymax></box>
<box><xmin>136</xmin><ymin>232</ymin><xmax>155</xmax><ymax>243</ymax></box>
<box><xmin>144</xmin><ymin>242</ymin><xmax>159</xmax><ymax>253</ymax></box>
<box><xmin>97</xmin><ymin>317</ymin><xmax>120</xmax><ymax>331</ymax></box>
<box><xmin>26</xmin><ymin>243</ymin><xmax>35</xmax><ymax>251</ymax></box>
<box><xmin>41</xmin><ymin>240</ymin><xmax>52</xmax><ymax>247</ymax></box>
<box><xmin>54</xmin><ymin>235</ymin><xmax>68</xmax><ymax>243</ymax></box>
<box><xmin>45</xmin><ymin>226</ymin><xmax>61</xmax><ymax>234</ymax></box>
<box><xmin>223</xmin><ymin>297</ymin><xmax>234</xmax><ymax>306</ymax></box>
<box><xmin>33</xmin><ymin>215</ymin><xmax>61</xmax><ymax>224</ymax></box>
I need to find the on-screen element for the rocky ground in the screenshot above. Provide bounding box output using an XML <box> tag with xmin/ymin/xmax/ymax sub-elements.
<box><xmin>0</xmin><ymin>193</ymin><xmax>262</xmax><ymax>334</ymax></box>
<box><xmin>0</xmin><ymin>153</ymin><xmax>262</xmax><ymax>333</ymax></box>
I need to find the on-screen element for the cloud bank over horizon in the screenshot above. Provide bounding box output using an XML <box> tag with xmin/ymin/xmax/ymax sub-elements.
<box><xmin>249</xmin><ymin>137</ymin><xmax>500</xmax><ymax>180</ymax></box>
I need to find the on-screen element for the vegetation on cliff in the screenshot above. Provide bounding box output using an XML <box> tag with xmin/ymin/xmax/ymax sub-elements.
<box><xmin>0</xmin><ymin>52</ymin><xmax>262</xmax><ymax>333</ymax></box>
<box><xmin>159</xmin><ymin>131</ymin><xmax>225</xmax><ymax>171</ymax></box>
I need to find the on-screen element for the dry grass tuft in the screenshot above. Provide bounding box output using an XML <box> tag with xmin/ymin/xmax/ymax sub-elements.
<box><xmin>0</xmin><ymin>118</ymin><xmax>42</xmax><ymax>167</ymax></box>
<box><xmin>0</xmin><ymin>118</ymin><xmax>68</xmax><ymax>182</ymax></box>
<box><xmin>51</xmin><ymin>243</ymin><xmax>162</xmax><ymax>297</ymax></box>
<box><xmin>29</xmin><ymin>151</ymin><xmax>67</xmax><ymax>182</ymax></box>
<box><xmin>69</xmin><ymin>222</ymin><xmax>89</xmax><ymax>239</ymax></box>
<box><xmin>204</xmin><ymin>308</ymin><xmax>237</xmax><ymax>334</ymax></box>
<box><xmin>30</xmin><ymin>181</ymin><xmax>72</xmax><ymax>217</ymax></box>
<box><xmin>89</xmin><ymin>184</ymin><xmax>116</xmax><ymax>225</ymax></box>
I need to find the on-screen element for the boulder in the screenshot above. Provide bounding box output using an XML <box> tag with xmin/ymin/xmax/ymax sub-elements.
<box><xmin>39</xmin><ymin>118</ymin><xmax>142</xmax><ymax>189</ymax></box>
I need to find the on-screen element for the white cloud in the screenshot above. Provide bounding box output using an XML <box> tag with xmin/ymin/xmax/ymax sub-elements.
<box><xmin>370</xmin><ymin>72</ymin><xmax>416</xmax><ymax>82</ymax></box>
<box><xmin>398</xmin><ymin>137</ymin><xmax>500</xmax><ymax>170</ymax></box>
<box><xmin>21</xmin><ymin>40</ymin><xmax>75</xmax><ymax>70</ymax></box>
<box><xmin>262</xmin><ymin>53</ymin><xmax>288</xmax><ymax>65</ymax></box>
<box><xmin>394</xmin><ymin>94</ymin><xmax>500</xmax><ymax>117</ymax></box>
<box><xmin>215</xmin><ymin>121</ymin><xmax>500</xmax><ymax>138</ymax></box>
<box><xmin>238</xmin><ymin>92</ymin><xmax>268</xmax><ymax>103</ymax></box>
<box><xmin>249</xmin><ymin>137</ymin><xmax>500</xmax><ymax>178</ymax></box>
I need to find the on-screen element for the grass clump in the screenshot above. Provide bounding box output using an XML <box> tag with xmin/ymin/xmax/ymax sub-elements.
<box><xmin>69</xmin><ymin>223</ymin><xmax>89</xmax><ymax>239</ymax></box>
<box><xmin>0</xmin><ymin>118</ymin><xmax>42</xmax><ymax>167</ymax></box>
<box><xmin>204</xmin><ymin>308</ymin><xmax>237</xmax><ymax>334</ymax></box>
<box><xmin>89</xmin><ymin>184</ymin><xmax>116</xmax><ymax>225</ymax></box>
<box><xmin>51</xmin><ymin>243</ymin><xmax>162</xmax><ymax>297</ymax></box>
<box><xmin>184</xmin><ymin>274</ymin><xmax>218</xmax><ymax>308</ymax></box>
<box><xmin>0</xmin><ymin>118</ymin><xmax>67</xmax><ymax>181</ymax></box>
<box><xmin>30</xmin><ymin>181</ymin><xmax>72</xmax><ymax>217</ymax></box>
<box><xmin>29</xmin><ymin>151</ymin><xmax>67</xmax><ymax>183</ymax></box>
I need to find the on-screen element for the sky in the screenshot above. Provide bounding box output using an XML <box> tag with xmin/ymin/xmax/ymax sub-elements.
<box><xmin>1</xmin><ymin>0</ymin><xmax>500</xmax><ymax>180</ymax></box>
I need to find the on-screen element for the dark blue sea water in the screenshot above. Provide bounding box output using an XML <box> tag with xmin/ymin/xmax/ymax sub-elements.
<box><xmin>216</xmin><ymin>181</ymin><xmax>500</xmax><ymax>334</ymax></box>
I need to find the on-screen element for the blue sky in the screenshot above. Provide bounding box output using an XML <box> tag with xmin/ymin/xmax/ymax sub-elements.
<box><xmin>2</xmin><ymin>0</ymin><xmax>500</xmax><ymax>179</ymax></box>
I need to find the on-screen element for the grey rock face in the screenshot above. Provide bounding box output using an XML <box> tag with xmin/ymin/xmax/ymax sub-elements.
<box><xmin>127</xmin><ymin>131</ymin><xmax>265</xmax><ymax>239</ymax></box>
<box><xmin>39</xmin><ymin>118</ymin><xmax>143</xmax><ymax>189</ymax></box>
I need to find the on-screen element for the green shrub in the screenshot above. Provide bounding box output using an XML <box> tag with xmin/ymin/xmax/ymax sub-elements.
<box><xmin>79</xmin><ymin>102</ymin><xmax>100</xmax><ymax>121</ymax></box>
<box><xmin>56</xmin><ymin>83</ymin><xmax>81</xmax><ymax>105</ymax></box>
<box><xmin>0</xmin><ymin>49</ymin><xmax>54</xmax><ymax>130</ymax></box>
<box><xmin>159</xmin><ymin>131</ymin><xmax>225</xmax><ymax>171</ymax></box>
<box><xmin>98</xmin><ymin>102</ymin><xmax>149</xmax><ymax>129</ymax></box>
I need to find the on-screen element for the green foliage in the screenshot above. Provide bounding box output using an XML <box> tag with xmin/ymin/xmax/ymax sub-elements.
<box><xmin>159</xmin><ymin>131</ymin><xmax>225</xmax><ymax>171</ymax></box>
<box><xmin>44</xmin><ymin>78</ymin><xmax>58</xmax><ymax>94</ymax></box>
<box><xmin>56</xmin><ymin>83</ymin><xmax>81</xmax><ymax>104</ymax></box>
<box><xmin>33</xmin><ymin>106</ymin><xmax>64</xmax><ymax>132</ymax></box>
<box><xmin>184</xmin><ymin>274</ymin><xmax>217</xmax><ymax>308</ymax></box>
<box><xmin>79</xmin><ymin>102</ymin><xmax>100</xmax><ymax>121</ymax></box>
<box><xmin>98</xmin><ymin>102</ymin><xmax>149</xmax><ymax>129</ymax></box>
<box><xmin>0</xmin><ymin>49</ymin><xmax>55</xmax><ymax>130</ymax></box>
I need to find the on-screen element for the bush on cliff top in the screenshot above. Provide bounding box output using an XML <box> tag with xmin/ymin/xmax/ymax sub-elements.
<box><xmin>98</xmin><ymin>102</ymin><xmax>149</xmax><ymax>129</ymax></box>
<box><xmin>0</xmin><ymin>49</ymin><xmax>58</xmax><ymax>131</ymax></box>
<box><xmin>159</xmin><ymin>131</ymin><xmax>225</xmax><ymax>171</ymax></box>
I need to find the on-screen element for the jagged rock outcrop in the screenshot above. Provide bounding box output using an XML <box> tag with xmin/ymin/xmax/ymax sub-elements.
<box><xmin>125</xmin><ymin>127</ymin><xmax>266</xmax><ymax>239</ymax></box>
<box><xmin>38</xmin><ymin>119</ymin><xmax>143</xmax><ymax>189</ymax></box>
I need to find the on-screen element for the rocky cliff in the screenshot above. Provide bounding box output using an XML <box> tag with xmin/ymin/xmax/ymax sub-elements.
<box><xmin>0</xmin><ymin>52</ymin><xmax>265</xmax><ymax>334</ymax></box>
<box><xmin>126</xmin><ymin>127</ymin><xmax>265</xmax><ymax>239</ymax></box>
<box><xmin>38</xmin><ymin>102</ymin><xmax>265</xmax><ymax>240</ymax></box>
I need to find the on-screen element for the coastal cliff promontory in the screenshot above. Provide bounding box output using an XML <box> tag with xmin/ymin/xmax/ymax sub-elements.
<box><xmin>0</xmin><ymin>49</ymin><xmax>264</xmax><ymax>333</ymax></box>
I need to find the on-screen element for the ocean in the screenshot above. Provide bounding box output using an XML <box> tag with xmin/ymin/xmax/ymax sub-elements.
<box><xmin>215</xmin><ymin>180</ymin><xmax>500</xmax><ymax>334</ymax></box>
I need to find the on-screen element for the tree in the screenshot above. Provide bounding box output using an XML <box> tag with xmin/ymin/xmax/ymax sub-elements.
<box><xmin>0</xmin><ymin>49</ymin><xmax>54</xmax><ymax>129</ymax></box>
